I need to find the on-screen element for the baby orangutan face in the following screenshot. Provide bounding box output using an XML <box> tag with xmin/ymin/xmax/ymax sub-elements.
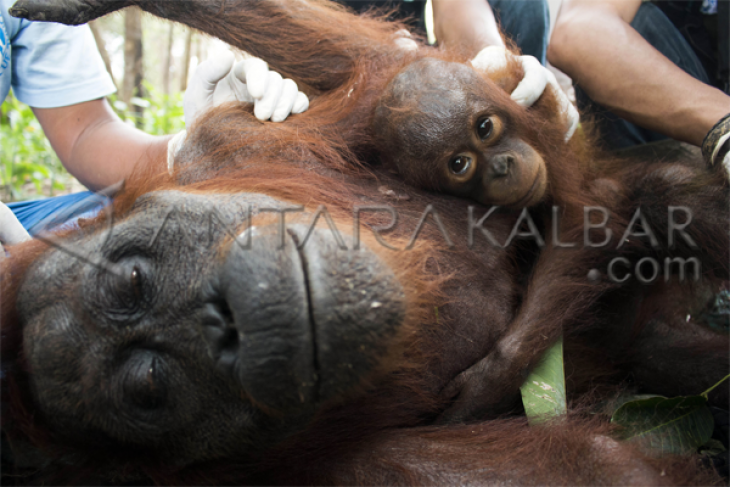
<box><xmin>374</xmin><ymin>58</ymin><xmax>547</xmax><ymax>208</ymax></box>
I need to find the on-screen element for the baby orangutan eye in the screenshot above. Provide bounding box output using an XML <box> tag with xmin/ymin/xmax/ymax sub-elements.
<box><xmin>449</xmin><ymin>155</ymin><xmax>472</xmax><ymax>176</ymax></box>
<box><xmin>477</xmin><ymin>117</ymin><xmax>493</xmax><ymax>140</ymax></box>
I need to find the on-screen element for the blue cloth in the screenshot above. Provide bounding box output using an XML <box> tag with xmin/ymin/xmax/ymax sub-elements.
<box><xmin>6</xmin><ymin>191</ymin><xmax>107</xmax><ymax>235</ymax></box>
<box><xmin>574</xmin><ymin>2</ymin><xmax>711</xmax><ymax>150</ymax></box>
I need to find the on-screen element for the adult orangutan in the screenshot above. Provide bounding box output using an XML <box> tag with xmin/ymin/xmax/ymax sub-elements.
<box><xmin>1</xmin><ymin>0</ymin><xmax>728</xmax><ymax>484</ymax></box>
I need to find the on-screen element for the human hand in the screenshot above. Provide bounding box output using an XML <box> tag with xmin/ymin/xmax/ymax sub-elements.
<box><xmin>184</xmin><ymin>50</ymin><xmax>309</xmax><ymax>125</ymax></box>
<box><xmin>471</xmin><ymin>46</ymin><xmax>579</xmax><ymax>141</ymax></box>
<box><xmin>169</xmin><ymin>51</ymin><xmax>310</xmax><ymax>173</ymax></box>
<box><xmin>393</xmin><ymin>29</ymin><xmax>419</xmax><ymax>51</ymax></box>
<box><xmin>0</xmin><ymin>202</ymin><xmax>31</xmax><ymax>259</ymax></box>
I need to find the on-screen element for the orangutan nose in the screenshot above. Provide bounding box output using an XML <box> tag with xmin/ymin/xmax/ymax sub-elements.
<box><xmin>201</xmin><ymin>224</ymin><xmax>406</xmax><ymax>414</ymax></box>
<box><xmin>203</xmin><ymin>226</ymin><xmax>317</xmax><ymax>413</ymax></box>
<box><xmin>200</xmin><ymin>302</ymin><xmax>240</xmax><ymax>371</ymax></box>
<box><xmin>490</xmin><ymin>154</ymin><xmax>514</xmax><ymax>177</ymax></box>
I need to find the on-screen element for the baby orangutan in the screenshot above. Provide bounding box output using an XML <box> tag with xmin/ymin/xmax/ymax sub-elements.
<box><xmin>373</xmin><ymin>56</ymin><xmax>564</xmax><ymax>208</ymax></box>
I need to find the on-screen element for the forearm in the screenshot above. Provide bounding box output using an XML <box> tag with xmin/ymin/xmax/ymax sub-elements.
<box><xmin>432</xmin><ymin>0</ymin><xmax>503</xmax><ymax>56</ymax></box>
<box><xmin>34</xmin><ymin>99</ymin><xmax>170</xmax><ymax>191</ymax></box>
<box><xmin>548</xmin><ymin>0</ymin><xmax>730</xmax><ymax>146</ymax></box>
<box><xmin>67</xmin><ymin>119</ymin><xmax>169</xmax><ymax>191</ymax></box>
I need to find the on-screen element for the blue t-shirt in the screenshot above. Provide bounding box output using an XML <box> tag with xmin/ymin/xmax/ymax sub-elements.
<box><xmin>0</xmin><ymin>0</ymin><xmax>116</xmax><ymax>107</ymax></box>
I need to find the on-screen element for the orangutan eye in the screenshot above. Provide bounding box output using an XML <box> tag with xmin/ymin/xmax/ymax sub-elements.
<box><xmin>111</xmin><ymin>265</ymin><xmax>144</xmax><ymax>310</ymax></box>
<box><xmin>102</xmin><ymin>261</ymin><xmax>151</xmax><ymax>320</ymax></box>
<box><xmin>449</xmin><ymin>155</ymin><xmax>472</xmax><ymax>176</ymax></box>
<box><xmin>124</xmin><ymin>351</ymin><xmax>167</xmax><ymax>410</ymax></box>
<box><xmin>131</xmin><ymin>266</ymin><xmax>143</xmax><ymax>300</ymax></box>
<box><xmin>477</xmin><ymin>117</ymin><xmax>493</xmax><ymax>140</ymax></box>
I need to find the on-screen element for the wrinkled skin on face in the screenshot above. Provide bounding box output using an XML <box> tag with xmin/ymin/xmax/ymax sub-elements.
<box><xmin>374</xmin><ymin>58</ymin><xmax>547</xmax><ymax>208</ymax></box>
<box><xmin>19</xmin><ymin>190</ymin><xmax>406</xmax><ymax>464</ymax></box>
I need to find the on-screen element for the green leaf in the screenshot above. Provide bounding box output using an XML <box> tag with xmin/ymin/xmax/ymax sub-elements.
<box><xmin>520</xmin><ymin>338</ymin><xmax>566</xmax><ymax>424</ymax></box>
<box><xmin>113</xmin><ymin>100</ymin><xmax>128</xmax><ymax>112</ymax></box>
<box><xmin>699</xmin><ymin>439</ymin><xmax>727</xmax><ymax>457</ymax></box>
<box><xmin>130</xmin><ymin>96</ymin><xmax>151</xmax><ymax>109</ymax></box>
<box><xmin>611</xmin><ymin>395</ymin><xmax>714</xmax><ymax>455</ymax></box>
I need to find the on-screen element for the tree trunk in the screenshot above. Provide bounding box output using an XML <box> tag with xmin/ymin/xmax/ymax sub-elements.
<box><xmin>180</xmin><ymin>27</ymin><xmax>194</xmax><ymax>92</ymax></box>
<box><xmin>89</xmin><ymin>20</ymin><xmax>117</xmax><ymax>89</ymax></box>
<box><xmin>162</xmin><ymin>22</ymin><xmax>174</xmax><ymax>96</ymax></box>
<box><xmin>122</xmin><ymin>7</ymin><xmax>145</xmax><ymax>125</ymax></box>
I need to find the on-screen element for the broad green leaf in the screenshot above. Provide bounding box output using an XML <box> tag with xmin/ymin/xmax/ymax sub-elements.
<box><xmin>520</xmin><ymin>338</ymin><xmax>566</xmax><ymax>424</ymax></box>
<box><xmin>699</xmin><ymin>439</ymin><xmax>727</xmax><ymax>457</ymax></box>
<box><xmin>608</xmin><ymin>393</ymin><xmax>661</xmax><ymax>413</ymax></box>
<box><xmin>611</xmin><ymin>395</ymin><xmax>714</xmax><ymax>455</ymax></box>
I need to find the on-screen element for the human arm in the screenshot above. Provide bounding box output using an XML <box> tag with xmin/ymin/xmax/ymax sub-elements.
<box><xmin>548</xmin><ymin>0</ymin><xmax>730</xmax><ymax>147</ymax></box>
<box><xmin>432</xmin><ymin>0</ymin><xmax>504</xmax><ymax>56</ymax></box>
<box><xmin>7</xmin><ymin>15</ymin><xmax>160</xmax><ymax>191</ymax></box>
<box><xmin>33</xmin><ymin>99</ymin><xmax>169</xmax><ymax>191</ymax></box>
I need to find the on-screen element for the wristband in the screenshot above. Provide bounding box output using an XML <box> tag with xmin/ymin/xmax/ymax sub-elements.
<box><xmin>701</xmin><ymin>113</ymin><xmax>730</xmax><ymax>166</ymax></box>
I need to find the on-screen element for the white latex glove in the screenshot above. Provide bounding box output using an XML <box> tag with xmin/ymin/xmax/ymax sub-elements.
<box><xmin>0</xmin><ymin>202</ymin><xmax>31</xmax><ymax>259</ymax></box>
<box><xmin>184</xmin><ymin>51</ymin><xmax>309</xmax><ymax>125</ymax></box>
<box><xmin>168</xmin><ymin>51</ymin><xmax>310</xmax><ymax>173</ymax></box>
<box><xmin>394</xmin><ymin>29</ymin><xmax>419</xmax><ymax>51</ymax></box>
<box><xmin>471</xmin><ymin>46</ymin><xmax>579</xmax><ymax>141</ymax></box>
